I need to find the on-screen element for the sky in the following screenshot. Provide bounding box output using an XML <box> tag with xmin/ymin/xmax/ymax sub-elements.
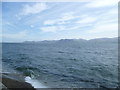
<box><xmin>2</xmin><ymin>0</ymin><xmax>119</xmax><ymax>42</ymax></box>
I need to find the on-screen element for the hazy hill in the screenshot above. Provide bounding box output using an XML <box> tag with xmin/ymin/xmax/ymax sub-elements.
<box><xmin>24</xmin><ymin>37</ymin><xmax>118</xmax><ymax>44</ymax></box>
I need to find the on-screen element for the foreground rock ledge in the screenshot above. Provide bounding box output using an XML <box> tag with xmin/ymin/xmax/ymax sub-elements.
<box><xmin>0</xmin><ymin>73</ymin><xmax>36</xmax><ymax>90</ymax></box>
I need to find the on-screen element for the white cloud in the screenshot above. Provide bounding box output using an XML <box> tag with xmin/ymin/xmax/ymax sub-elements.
<box><xmin>4</xmin><ymin>21</ymin><xmax>15</xmax><ymax>27</ymax></box>
<box><xmin>60</xmin><ymin>12</ymin><xmax>75</xmax><ymax>21</ymax></box>
<box><xmin>80</xmin><ymin>7</ymin><xmax>118</xmax><ymax>39</ymax></box>
<box><xmin>95</xmin><ymin>8</ymin><xmax>118</xmax><ymax>25</ymax></box>
<box><xmin>43</xmin><ymin>12</ymin><xmax>76</xmax><ymax>25</ymax></box>
<box><xmin>85</xmin><ymin>0</ymin><xmax>119</xmax><ymax>8</ymax></box>
<box><xmin>20</xmin><ymin>3</ymin><xmax>47</xmax><ymax>15</ymax></box>
<box><xmin>44</xmin><ymin>20</ymin><xmax>57</xmax><ymax>25</ymax></box>
<box><xmin>15</xmin><ymin>14</ymin><xmax>21</xmax><ymax>20</ymax></box>
<box><xmin>41</xmin><ymin>26</ymin><xmax>65</xmax><ymax>32</ymax></box>
<box><xmin>88</xmin><ymin>23</ymin><xmax>118</xmax><ymax>34</ymax></box>
<box><xmin>3</xmin><ymin>30</ymin><xmax>28</xmax><ymax>39</ymax></box>
<box><xmin>76</xmin><ymin>17</ymin><xmax>97</xmax><ymax>24</ymax></box>
<box><xmin>42</xmin><ymin>14</ymin><xmax>100</xmax><ymax>33</ymax></box>
<box><xmin>40</xmin><ymin>24</ymin><xmax>85</xmax><ymax>32</ymax></box>
<box><xmin>39</xmin><ymin>4</ymin><xmax>118</xmax><ymax>39</ymax></box>
<box><xmin>30</xmin><ymin>25</ymin><xmax>35</xmax><ymax>28</ymax></box>
<box><xmin>77</xmin><ymin>23</ymin><xmax>118</xmax><ymax>40</ymax></box>
<box><xmin>108</xmin><ymin>8</ymin><xmax>118</xmax><ymax>15</ymax></box>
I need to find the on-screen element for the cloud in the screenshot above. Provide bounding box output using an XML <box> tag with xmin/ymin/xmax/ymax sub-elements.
<box><xmin>60</xmin><ymin>12</ymin><xmax>75</xmax><ymax>21</ymax></box>
<box><xmin>85</xmin><ymin>0</ymin><xmax>119</xmax><ymax>8</ymax></box>
<box><xmin>86</xmin><ymin>23</ymin><xmax>118</xmax><ymax>39</ymax></box>
<box><xmin>95</xmin><ymin>8</ymin><xmax>118</xmax><ymax>25</ymax></box>
<box><xmin>43</xmin><ymin>12</ymin><xmax>76</xmax><ymax>25</ymax></box>
<box><xmin>43</xmin><ymin>11</ymin><xmax>105</xmax><ymax>33</ymax></box>
<box><xmin>44</xmin><ymin>19</ymin><xmax>68</xmax><ymax>25</ymax></box>
<box><xmin>3</xmin><ymin>30</ymin><xmax>28</xmax><ymax>39</ymax></box>
<box><xmin>88</xmin><ymin>23</ymin><xmax>118</xmax><ymax>34</ymax></box>
<box><xmin>40</xmin><ymin>24</ymin><xmax>84</xmax><ymax>32</ymax></box>
<box><xmin>20</xmin><ymin>3</ymin><xmax>47</xmax><ymax>16</ymax></box>
<box><xmin>30</xmin><ymin>25</ymin><xmax>35</xmax><ymax>28</ymax></box>
<box><xmin>3</xmin><ymin>2</ymin><xmax>118</xmax><ymax>42</ymax></box>
<box><xmin>76</xmin><ymin>17</ymin><xmax>97</xmax><ymax>24</ymax></box>
<box><xmin>44</xmin><ymin>20</ymin><xmax>57</xmax><ymax>25</ymax></box>
<box><xmin>41</xmin><ymin>26</ymin><xmax>65</xmax><ymax>32</ymax></box>
<box><xmin>3</xmin><ymin>21</ymin><xmax>16</xmax><ymax>27</ymax></box>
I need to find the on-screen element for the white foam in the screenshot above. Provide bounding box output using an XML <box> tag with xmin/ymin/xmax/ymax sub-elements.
<box><xmin>25</xmin><ymin>76</ymin><xmax>47</xmax><ymax>88</ymax></box>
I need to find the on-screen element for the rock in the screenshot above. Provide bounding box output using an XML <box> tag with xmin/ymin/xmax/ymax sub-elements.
<box><xmin>0</xmin><ymin>73</ymin><xmax>36</xmax><ymax>90</ymax></box>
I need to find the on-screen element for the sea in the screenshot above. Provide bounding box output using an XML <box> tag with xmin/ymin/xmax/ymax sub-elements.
<box><xmin>2</xmin><ymin>38</ymin><xmax>119</xmax><ymax>88</ymax></box>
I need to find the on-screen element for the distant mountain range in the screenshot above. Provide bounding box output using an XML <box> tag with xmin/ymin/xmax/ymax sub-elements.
<box><xmin>24</xmin><ymin>37</ymin><xmax>118</xmax><ymax>44</ymax></box>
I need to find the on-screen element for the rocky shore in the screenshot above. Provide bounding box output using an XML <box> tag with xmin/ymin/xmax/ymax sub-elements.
<box><xmin>0</xmin><ymin>73</ymin><xmax>36</xmax><ymax>90</ymax></box>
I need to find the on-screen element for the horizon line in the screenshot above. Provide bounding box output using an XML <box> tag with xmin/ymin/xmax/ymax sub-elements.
<box><xmin>1</xmin><ymin>37</ymin><xmax>118</xmax><ymax>43</ymax></box>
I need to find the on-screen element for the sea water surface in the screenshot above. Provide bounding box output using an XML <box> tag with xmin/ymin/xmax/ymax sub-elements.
<box><xmin>2</xmin><ymin>39</ymin><xmax>118</xmax><ymax>88</ymax></box>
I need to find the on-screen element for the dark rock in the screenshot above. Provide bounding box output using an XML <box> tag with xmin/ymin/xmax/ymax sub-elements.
<box><xmin>1</xmin><ymin>73</ymin><xmax>36</xmax><ymax>90</ymax></box>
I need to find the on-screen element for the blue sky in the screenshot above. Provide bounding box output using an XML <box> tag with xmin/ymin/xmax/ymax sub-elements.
<box><xmin>2</xmin><ymin>0</ymin><xmax>118</xmax><ymax>42</ymax></box>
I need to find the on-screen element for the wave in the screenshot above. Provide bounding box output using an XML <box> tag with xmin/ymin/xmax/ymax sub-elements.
<box><xmin>25</xmin><ymin>76</ymin><xmax>47</xmax><ymax>88</ymax></box>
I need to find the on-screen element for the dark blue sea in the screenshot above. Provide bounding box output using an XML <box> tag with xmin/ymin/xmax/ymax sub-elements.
<box><xmin>2</xmin><ymin>38</ymin><xmax>118</xmax><ymax>88</ymax></box>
